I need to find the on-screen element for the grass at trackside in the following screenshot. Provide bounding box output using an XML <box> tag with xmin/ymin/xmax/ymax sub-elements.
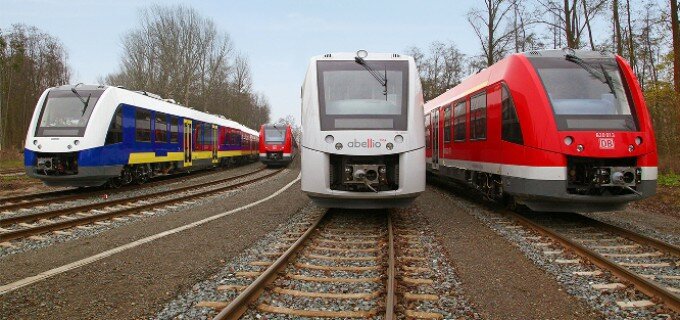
<box><xmin>0</xmin><ymin>150</ymin><xmax>23</xmax><ymax>170</ymax></box>
<box><xmin>0</xmin><ymin>159</ymin><xmax>23</xmax><ymax>170</ymax></box>
<box><xmin>657</xmin><ymin>172</ymin><xmax>680</xmax><ymax>187</ymax></box>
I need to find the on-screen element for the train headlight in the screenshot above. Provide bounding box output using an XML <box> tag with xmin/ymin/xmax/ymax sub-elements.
<box><xmin>33</xmin><ymin>140</ymin><xmax>38</xmax><ymax>146</ymax></box>
<box><xmin>563</xmin><ymin>136</ymin><xmax>573</xmax><ymax>146</ymax></box>
<box><xmin>67</xmin><ymin>144</ymin><xmax>73</xmax><ymax>150</ymax></box>
<box><xmin>325</xmin><ymin>135</ymin><xmax>334</xmax><ymax>144</ymax></box>
<box><xmin>394</xmin><ymin>135</ymin><xmax>404</xmax><ymax>143</ymax></box>
<box><xmin>628</xmin><ymin>145</ymin><xmax>635</xmax><ymax>152</ymax></box>
<box><xmin>635</xmin><ymin>136</ymin><xmax>642</xmax><ymax>145</ymax></box>
<box><xmin>576</xmin><ymin>144</ymin><xmax>584</xmax><ymax>152</ymax></box>
<box><xmin>356</xmin><ymin>49</ymin><xmax>368</xmax><ymax>58</ymax></box>
<box><xmin>335</xmin><ymin>143</ymin><xmax>343</xmax><ymax>150</ymax></box>
<box><xmin>37</xmin><ymin>144</ymin><xmax>42</xmax><ymax>150</ymax></box>
<box><xmin>74</xmin><ymin>140</ymin><xmax>80</xmax><ymax>146</ymax></box>
<box><xmin>386</xmin><ymin>143</ymin><xmax>394</xmax><ymax>150</ymax></box>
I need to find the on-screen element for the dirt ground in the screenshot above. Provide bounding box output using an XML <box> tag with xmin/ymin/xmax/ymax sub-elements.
<box><xmin>0</xmin><ymin>174</ymin><xmax>64</xmax><ymax>198</ymax></box>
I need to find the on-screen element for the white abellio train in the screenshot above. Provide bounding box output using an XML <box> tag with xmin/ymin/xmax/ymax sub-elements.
<box><xmin>301</xmin><ymin>51</ymin><xmax>426</xmax><ymax>208</ymax></box>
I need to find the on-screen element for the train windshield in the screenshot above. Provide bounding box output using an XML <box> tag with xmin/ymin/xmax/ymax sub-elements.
<box><xmin>36</xmin><ymin>89</ymin><xmax>104</xmax><ymax>137</ymax></box>
<box><xmin>317</xmin><ymin>60</ymin><xmax>409</xmax><ymax>131</ymax></box>
<box><xmin>529</xmin><ymin>57</ymin><xmax>638</xmax><ymax>131</ymax></box>
<box><xmin>264</xmin><ymin>126</ymin><xmax>285</xmax><ymax>144</ymax></box>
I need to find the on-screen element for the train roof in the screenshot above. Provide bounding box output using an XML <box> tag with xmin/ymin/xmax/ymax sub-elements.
<box><xmin>309</xmin><ymin>51</ymin><xmax>412</xmax><ymax>62</ymax></box>
<box><xmin>51</xmin><ymin>84</ymin><xmax>258</xmax><ymax>136</ymax></box>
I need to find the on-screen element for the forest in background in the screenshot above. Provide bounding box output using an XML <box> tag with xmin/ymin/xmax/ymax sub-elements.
<box><xmin>1</xmin><ymin>1</ymin><xmax>680</xmax><ymax>173</ymax></box>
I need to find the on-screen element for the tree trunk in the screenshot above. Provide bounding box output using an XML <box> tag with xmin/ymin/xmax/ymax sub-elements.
<box><xmin>564</xmin><ymin>0</ymin><xmax>575</xmax><ymax>48</ymax></box>
<box><xmin>487</xmin><ymin>0</ymin><xmax>495</xmax><ymax>66</ymax></box>
<box><xmin>625</xmin><ymin>0</ymin><xmax>636</xmax><ymax>72</ymax></box>
<box><xmin>583</xmin><ymin>0</ymin><xmax>596</xmax><ymax>50</ymax></box>
<box><xmin>613</xmin><ymin>0</ymin><xmax>623</xmax><ymax>56</ymax></box>
<box><xmin>671</xmin><ymin>0</ymin><xmax>680</xmax><ymax>93</ymax></box>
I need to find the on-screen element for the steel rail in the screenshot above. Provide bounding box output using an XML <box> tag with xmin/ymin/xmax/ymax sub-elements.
<box><xmin>506</xmin><ymin>211</ymin><xmax>680</xmax><ymax>313</ymax></box>
<box><xmin>0</xmin><ymin>167</ymin><xmax>266</xmax><ymax>228</ymax></box>
<box><xmin>0</xmin><ymin>168</ymin><xmax>281</xmax><ymax>242</ymax></box>
<box><xmin>0</xmin><ymin>166</ymin><xmax>253</xmax><ymax>211</ymax></box>
<box><xmin>212</xmin><ymin>209</ymin><xmax>327</xmax><ymax>320</ymax></box>
<box><xmin>385</xmin><ymin>214</ymin><xmax>396</xmax><ymax>320</ymax></box>
<box><xmin>0</xmin><ymin>169</ymin><xmax>23</xmax><ymax>175</ymax></box>
<box><xmin>577</xmin><ymin>214</ymin><xmax>680</xmax><ymax>258</ymax></box>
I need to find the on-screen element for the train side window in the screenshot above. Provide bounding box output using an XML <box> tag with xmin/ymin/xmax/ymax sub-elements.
<box><xmin>206</xmin><ymin>125</ymin><xmax>214</xmax><ymax>145</ymax></box>
<box><xmin>105</xmin><ymin>106</ymin><xmax>123</xmax><ymax>145</ymax></box>
<box><xmin>470</xmin><ymin>93</ymin><xmax>487</xmax><ymax>140</ymax></box>
<box><xmin>424</xmin><ymin>114</ymin><xmax>431</xmax><ymax>148</ymax></box>
<box><xmin>169</xmin><ymin>116</ymin><xmax>179</xmax><ymax>143</ymax></box>
<box><xmin>155</xmin><ymin>112</ymin><xmax>167</xmax><ymax>143</ymax></box>
<box><xmin>194</xmin><ymin>122</ymin><xmax>202</xmax><ymax>147</ymax></box>
<box><xmin>135</xmin><ymin>109</ymin><xmax>151</xmax><ymax>142</ymax></box>
<box><xmin>501</xmin><ymin>84</ymin><xmax>524</xmax><ymax>145</ymax></box>
<box><xmin>443</xmin><ymin>105</ymin><xmax>452</xmax><ymax>143</ymax></box>
<box><xmin>453</xmin><ymin>100</ymin><xmax>466</xmax><ymax>141</ymax></box>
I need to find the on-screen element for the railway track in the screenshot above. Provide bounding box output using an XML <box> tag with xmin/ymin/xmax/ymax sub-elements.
<box><xmin>506</xmin><ymin>210</ymin><xmax>680</xmax><ymax>313</ymax></box>
<box><xmin>192</xmin><ymin>209</ymin><xmax>449</xmax><ymax>319</ymax></box>
<box><xmin>0</xmin><ymin>167</ymin><xmax>278</xmax><ymax>244</ymax></box>
<box><xmin>0</xmin><ymin>166</ymin><xmax>259</xmax><ymax>212</ymax></box>
<box><xmin>0</xmin><ymin>168</ymin><xmax>24</xmax><ymax>176</ymax></box>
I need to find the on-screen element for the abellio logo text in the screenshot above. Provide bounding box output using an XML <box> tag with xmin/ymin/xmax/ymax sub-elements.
<box><xmin>347</xmin><ymin>138</ymin><xmax>385</xmax><ymax>148</ymax></box>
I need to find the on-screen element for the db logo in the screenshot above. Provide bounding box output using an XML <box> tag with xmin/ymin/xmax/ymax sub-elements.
<box><xmin>599</xmin><ymin>138</ymin><xmax>615</xmax><ymax>149</ymax></box>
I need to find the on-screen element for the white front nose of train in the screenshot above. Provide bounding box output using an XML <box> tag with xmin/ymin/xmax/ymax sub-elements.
<box><xmin>300</xmin><ymin>51</ymin><xmax>426</xmax><ymax>209</ymax></box>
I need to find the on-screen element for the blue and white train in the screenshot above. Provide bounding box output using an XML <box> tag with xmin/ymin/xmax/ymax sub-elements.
<box><xmin>300</xmin><ymin>51</ymin><xmax>426</xmax><ymax>208</ymax></box>
<box><xmin>24</xmin><ymin>84</ymin><xmax>259</xmax><ymax>187</ymax></box>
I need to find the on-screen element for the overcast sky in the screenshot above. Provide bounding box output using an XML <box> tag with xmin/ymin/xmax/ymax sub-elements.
<box><xmin>0</xmin><ymin>0</ymin><xmax>627</xmax><ymax>125</ymax></box>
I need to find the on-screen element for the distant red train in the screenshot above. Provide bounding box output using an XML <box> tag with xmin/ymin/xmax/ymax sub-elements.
<box><xmin>258</xmin><ymin>124</ymin><xmax>297</xmax><ymax>166</ymax></box>
<box><xmin>425</xmin><ymin>49</ymin><xmax>657</xmax><ymax>212</ymax></box>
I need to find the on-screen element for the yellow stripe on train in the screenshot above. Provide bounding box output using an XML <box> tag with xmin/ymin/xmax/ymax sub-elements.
<box><xmin>128</xmin><ymin>150</ymin><xmax>256</xmax><ymax>164</ymax></box>
<box><xmin>128</xmin><ymin>152</ymin><xmax>184</xmax><ymax>164</ymax></box>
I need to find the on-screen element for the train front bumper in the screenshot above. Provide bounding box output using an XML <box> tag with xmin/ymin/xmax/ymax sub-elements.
<box><xmin>301</xmin><ymin>146</ymin><xmax>425</xmax><ymax>208</ymax></box>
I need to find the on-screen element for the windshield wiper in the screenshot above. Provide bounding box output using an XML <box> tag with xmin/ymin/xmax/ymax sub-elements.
<box><xmin>565</xmin><ymin>54</ymin><xmax>617</xmax><ymax>98</ymax></box>
<box><xmin>354</xmin><ymin>57</ymin><xmax>388</xmax><ymax>100</ymax></box>
<box><xmin>70</xmin><ymin>86</ymin><xmax>91</xmax><ymax>114</ymax></box>
<box><xmin>599</xmin><ymin>63</ymin><xmax>618</xmax><ymax>99</ymax></box>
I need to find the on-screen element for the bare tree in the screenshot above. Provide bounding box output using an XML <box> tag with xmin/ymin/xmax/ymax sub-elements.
<box><xmin>467</xmin><ymin>0</ymin><xmax>517</xmax><ymax>66</ymax></box>
<box><xmin>536</xmin><ymin>0</ymin><xmax>608</xmax><ymax>49</ymax></box>
<box><xmin>105</xmin><ymin>4</ymin><xmax>269</xmax><ymax>128</ymax></box>
<box><xmin>406</xmin><ymin>41</ymin><xmax>467</xmax><ymax>101</ymax></box>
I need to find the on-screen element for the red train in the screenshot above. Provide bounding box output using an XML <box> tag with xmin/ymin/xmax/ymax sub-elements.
<box><xmin>425</xmin><ymin>49</ymin><xmax>657</xmax><ymax>212</ymax></box>
<box><xmin>258</xmin><ymin>124</ymin><xmax>297</xmax><ymax>166</ymax></box>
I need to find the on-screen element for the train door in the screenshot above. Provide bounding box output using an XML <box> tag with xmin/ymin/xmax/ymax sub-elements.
<box><xmin>212</xmin><ymin>125</ymin><xmax>218</xmax><ymax>164</ymax></box>
<box><xmin>432</xmin><ymin>109</ymin><xmax>439</xmax><ymax>170</ymax></box>
<box><xmin>183</xmin><ymin>119</ymin><xmax>192</xmax><ymax>167</ymax></box>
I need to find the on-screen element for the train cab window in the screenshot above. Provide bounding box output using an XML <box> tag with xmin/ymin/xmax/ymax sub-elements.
<box><xmin>501</xmin><ymin>84</ymin><xmax>524</xmax><ymax>145</ymax></box>
<box><xmin>169</xmin><ymin>117</ymin><xmax>179</xmax><ymax>143</ymax></box>
<box><xmin>155</xmin><ymin>113</ymin><xmax>167</xmax><ymax>143</ymax></box>
<box><xmin>443</xmin><ymin>105</ymin><xmax>452</xmax><ymax>143</ymax></box>
<box><xmin>105</xmin><ymin>106</ymin><xmax>123</xmax><ymax>145</ymax></box>
<box><xmin>470</xmin><ymin>93</ymin><xmax>487</xmax><ymax>140</ymax></box>
<box><xmin>135</xmin><ymin>109</ymin><xmax>152</xmax><ymax>142</ymax></box>
<box><xmin>453</xmin><ymin>101</ymin><xmax>466</xmax><ymax>141</ymax></box>
<box><xmin>528</xmin><ymin>56</ymin><xmax>638</xmax><ymax>131</ymax></box>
